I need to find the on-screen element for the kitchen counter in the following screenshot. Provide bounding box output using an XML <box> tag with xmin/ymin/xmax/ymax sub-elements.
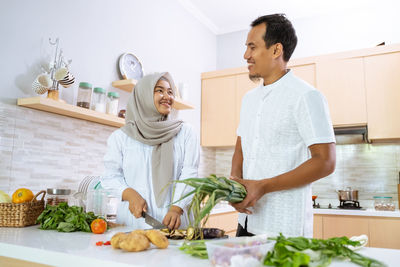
<box><xmin>1</xmin><ymin>226</ymin><xmax>400</xmax><ymax>267</ymax></box>
<box><xmin>313</xmin><ymin>208</ymin><xmax>400</xmax><ymax>217</ymax></box>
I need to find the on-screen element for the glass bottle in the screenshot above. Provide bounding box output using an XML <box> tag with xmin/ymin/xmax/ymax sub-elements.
<box><xmin>91</xmin><ymin>87</ymin><xmax>106</xmax><ymax>113</ymax></box>
<box><xmin>106</xmin><ymin>92</ymin><xmax>119</xmax><ymax>116</ymax></box>
<box><xmin>77</xmin><ymin>82</ymin><xmax>92</xmax><ymax>109</ymax></box>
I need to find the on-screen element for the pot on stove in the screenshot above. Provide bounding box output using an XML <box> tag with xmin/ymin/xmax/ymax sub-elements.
<box><xmin>336</xmin><ymin>187</ymin><xmax>358</xmax><ymax>201</ymax></box>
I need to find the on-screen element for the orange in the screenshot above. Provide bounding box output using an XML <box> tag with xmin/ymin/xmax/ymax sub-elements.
<box><xmin>91</xmin><ymin>219</ymin><xmax>107</xmax><ymax>234</ymax></box>
<box><xmin>12</xmin><ymin>188</ymin><xmax>34</xmax><ymax>204</ymax></box>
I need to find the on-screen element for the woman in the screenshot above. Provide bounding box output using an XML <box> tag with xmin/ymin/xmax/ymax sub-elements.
<box><xmin>101</xmin><ymin>72</ymin><xmax>199</xmax><ymax>230</ymax></box>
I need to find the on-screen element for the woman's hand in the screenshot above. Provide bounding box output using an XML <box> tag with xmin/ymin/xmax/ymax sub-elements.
<box><xmin>122</xmin><ymin>188</ymin><xmax>148</xmax><ymax>218</ymax></box>
<box><xmin>162</xmin><ymin>205</ymin><xmax>183</xmax><ymax>230</ymax></box>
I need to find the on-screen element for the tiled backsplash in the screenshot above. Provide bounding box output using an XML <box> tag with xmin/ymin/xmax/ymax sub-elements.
<box><xmin>200</xmin><ymin>139</ymin><xmax>400</xmax><ymax>209</ymax></box>
<box><xmin>1</xmin><ymin>100</ymin><xmax>399</xmax><ymax>209</ymax></box>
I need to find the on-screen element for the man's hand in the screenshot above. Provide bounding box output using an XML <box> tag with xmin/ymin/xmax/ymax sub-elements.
<box><xmin>162</xmin><ymin>205</ymin><xmax>183</xmax><ymax>230</ymax></box>
<box><xmin>230</xmin><ymin>177</ymin><xmax>266</xmax><ymax>215</ymax></box>
<box><xmin>122</xmin><ymin>188</ymin><xmax>148</xmax><ymax>218</ymax></box>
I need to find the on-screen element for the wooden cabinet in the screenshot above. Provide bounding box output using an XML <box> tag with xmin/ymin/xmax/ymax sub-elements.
<box><xmin>290</xmin><ymin>63</ymin><xmax>316</xmax><ymax>87</ymax></box>
<box><xmin>313</xmin><ymin>214</ymin><xmax>400</xmax><ymax>249</ymax></box>
<box><xmin>364</xmin><ymin>52</ymin><xmax>400</xmax><ymax>139</ymax></box>
<box><xmin>316</xmin><ymin>58</ymin><xmax>367</xmax><ymax>127</ymax></box>
<box><xmin>201</xmin><ymin>69</ymin><xmax>257</xmax><ymax>147</ymax></box>
<box><xmin>203</xmin><ymin>211</ymin><xmax>238</xmax><ymax>237</ymax></box>
<box><xmin>369</xmin><ymin>217</ymin><xmax>400</xmax><ymax>249</ymax></box>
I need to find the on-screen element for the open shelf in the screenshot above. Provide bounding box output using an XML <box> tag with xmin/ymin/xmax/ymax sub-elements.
<box><xmin>17</xmin><ymin>97</ymin><xmax>125</xmax><ymax>127</ymax></box>
<box><xmin>112</xmin><ymin>79</ymin><xmax>195</xmax><ymax>110</ymax></box>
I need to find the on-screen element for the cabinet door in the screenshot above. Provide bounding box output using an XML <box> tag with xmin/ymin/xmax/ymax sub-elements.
<box><xmin>369</xmin><ymin>217</ymin><xmax>400</xmax><ymax>249</ymax></box>
<box><xmin>201</xmin><ymin>76</ymin><xmax>236</xmax><ymax>146</ymax></box>
<box><xmin>203</xmin><ymin>211</ymin><xmax>239</xmax><ymax>237</ymax></box>
<box><xmin>290</xmin><ymin>64</ymin><xmax>316</xmax><ymax>87</ymax></box>
<box><xmin>235</xmin><ymin>73</ymin><xmax>259</xmax><ymax>132</ymax></box>
<box><xmin>323</xmin><ymin>215</ymin><xmax>369</xmax><ymax>246</ymax></box>
<box><xmin>316</xmin><ymin>58</ymin><xmax>367</xmax><ymax>126</ymax></box>
<box><xmin>313</xmin><ymin>214</ymin><xmax>323</xmax><ymax>239</ymax></box>
<box><xmin>364</xmin><ymin>52</ymin><xmax>400</xmax><ymax>139</ymax></box>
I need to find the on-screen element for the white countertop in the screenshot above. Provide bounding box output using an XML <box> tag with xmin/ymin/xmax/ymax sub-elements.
<box><xmin>1</xmin><ymin>226</ymin><xmax>400</xmax><ymax>267</ymax></box>
<box><xmin>313</xmin><ymin>208</ymin><xmax>400</xmax><ymax>217</ymax></box>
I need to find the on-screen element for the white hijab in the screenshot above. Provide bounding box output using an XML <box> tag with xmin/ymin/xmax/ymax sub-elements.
<box><xmin>121</xmin><ymin>72</ymin><xmax>183</xmax><ymax>207</ymax></box>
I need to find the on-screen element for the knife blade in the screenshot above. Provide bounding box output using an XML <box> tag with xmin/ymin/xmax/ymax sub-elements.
<box><xmin>142</xmin><ymin>211</ymin><xmax>165</xmax><ymax>229</ymax></box>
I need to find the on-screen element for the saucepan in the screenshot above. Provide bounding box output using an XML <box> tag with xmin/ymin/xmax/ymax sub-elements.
<box><xmin>336</xmin><ymin>187</ymin><xmax>358</xmax><ymax>201</ymax></box>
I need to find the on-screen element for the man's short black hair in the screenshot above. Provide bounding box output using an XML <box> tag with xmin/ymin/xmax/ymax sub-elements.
<box><xmin>251</xmin><ymin>14</ymin><xmax>297</xmax><ymax>62</ymax></box>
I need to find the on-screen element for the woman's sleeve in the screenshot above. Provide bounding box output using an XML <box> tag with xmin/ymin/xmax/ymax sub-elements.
<box><xmin>172</xmin><ymin>125</ymin><xmax>200</xmax><ymax>210</ymax></box>
<box><xmin>101</xmin><ymin>130</ymin><xmax>129</xmax><ymax>200</ymax></box>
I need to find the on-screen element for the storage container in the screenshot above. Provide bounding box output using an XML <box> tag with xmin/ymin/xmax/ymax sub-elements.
<box><xmin>77</xmin><ymin>82</ymin><xmax>92</xmax><ymax>109</ymax></box>
<box><xmin>205</xmin><ymin>236</ymin><xmax>274</xmax><ymax>267</ymax></box>
<box><xmin>373</xmin><ymin>196</ymin><xmax>395</xmax><ymax>211</ymax></box>
<box><xmin>106</xmin><ymin>92</ymin><xmax>119</xmax><ymax>116</ymax></box>
<box><xmin>91</xmin><ymin>87</ymin><xmax>106</xmax><ymax>113</ymax></box>
<box><xmin>46</xmin><ymin>189</ymin><xmax>71</xmax><ymax>206</ymax></box>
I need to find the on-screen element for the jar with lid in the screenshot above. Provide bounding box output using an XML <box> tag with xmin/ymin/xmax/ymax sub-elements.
<box><xmin>106</xmin><ymin>92</ymin><xmax>119</xmax><ymax>116</ymax></box>
<box><xmin>91</xmin><ymin>87</ymin><xmax>106</xmax><ymax>113</ymax></box>
<box><xmin>77</xmin><ymin>82</ymin><xmax>92</xmax><ymax>109</ymax></box>
<box><xmin>46</xmin><ymin>188</ymin><xmax>71</xmax><ymax>206</ymax></box>
<box><xmin>373</xmin><ymin>196</ymin><xmax>395</xmax><ymax>211</ymax></box>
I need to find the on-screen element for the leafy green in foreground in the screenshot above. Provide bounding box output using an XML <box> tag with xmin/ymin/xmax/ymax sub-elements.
<box><xmin>36</xmin><ymin>202</ymin><xmax>101</xmax><ymax>232</ymax></box>
<box><xmin>179</xmin><ymin>240</ymin><xmax>208</xmax><ymax>259</ymax></box>
<box><xmin>264</xmin><ymin>234</ymin><xmax>386</xmax><ymax>267</ymax></box>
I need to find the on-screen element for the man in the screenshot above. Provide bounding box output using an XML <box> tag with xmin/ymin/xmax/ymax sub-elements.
<box><xmin>230</xmin><ymin>14</ymin><xmax>336</xmax><ymax>237</ymax></box>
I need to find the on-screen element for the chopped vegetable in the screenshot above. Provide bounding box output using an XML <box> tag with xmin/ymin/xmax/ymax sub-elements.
<box><xmin>264</xmin><ymin>234</ymin><xmax>386</xmax><ymax>267</ymax></box>
<box><xmin>179</xmin><ymin>240</ymin><xmax>208</xmax><ymax>259</ymax></box>
<box><xmin>104</xmin><ymin>241</ymin><xmax>111</xmax><ymax>246</ymax></box>
<box><xmin>36</xmin><ymin>202</ymin><xmax>103</xmax><ymax>232</ymax></box>
<box><xmin>172</xmin><ymin>174</ymin><xmax>246</xmax><ymax>234</ymax></box>
<box><xmin>96</xmin><ymin>241</ymin><xmax>104</xmax><ymax>246</ymax></box>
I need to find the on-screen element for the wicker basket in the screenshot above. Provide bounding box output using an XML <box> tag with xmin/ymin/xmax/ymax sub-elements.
<box><xmin>0</xmin><ymin>190</ymin><xmax>46</xmax><ymax>227</ymax></box>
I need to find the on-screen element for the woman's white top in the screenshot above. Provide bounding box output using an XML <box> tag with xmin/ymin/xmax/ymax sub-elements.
<box><xmin>237</xmin><ymin>70</ymin><xmax>335</xmax><ymax>237</ymax></box>
<box><xmin>101</xmin><ymin>123</ymin><xmax>200</xmax><ymax>229</ymax></box>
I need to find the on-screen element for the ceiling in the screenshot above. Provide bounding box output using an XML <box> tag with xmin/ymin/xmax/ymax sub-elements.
<box><xmin>177</xmin><ymin>0</ymin><xmax>385</xmax><ymax>35</ymax></box>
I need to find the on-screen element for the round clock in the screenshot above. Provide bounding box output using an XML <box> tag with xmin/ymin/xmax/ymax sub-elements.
<box><xmin>118</xmin><ymin>53</ymin><xmax>144</xmax><ymax>80</ymax></box>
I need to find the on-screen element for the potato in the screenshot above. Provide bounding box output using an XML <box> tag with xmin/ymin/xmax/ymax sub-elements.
<box><xmin>145</xmin><ymin>230</ymin><xmax>169</xmax><ymax>249</ymax></box>
<box><xmin>119</xmin><ymin>233</ymin><xmax>150</xmax><ymax>252</ymax></box>
<box><xmin>111</xmin><ymin>232</ymin><xmax>128</xmax><ymax>249</ymax></box>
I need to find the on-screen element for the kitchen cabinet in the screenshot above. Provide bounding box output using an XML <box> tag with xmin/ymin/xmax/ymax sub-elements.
<box><xmin>289</xmin><ymin>63</ymin><xmax>316</xmax><ymax>87</ymax></box>
<box><xmin>314</xmin><ymin>214</ymin><xmax>400</xmax><ymax>249</ymax></box>
<box><xmin>315</xmin><ymin>58</ymin><xmax>367</xmax><ymax>127</ymax></box>
<box><xmin>364</xmin><ymin>51</ymin><xmax>400</xmax><ymax>139</ymax></box>
<box><xmin>203</xmin><ymin>211</ymin><xmax>238</xmax><ymax>237</ymax></box>
<box><xmin>201</xmin><ymin>68</ymin><xmax>257</xmax><ymax>146</ymax></box>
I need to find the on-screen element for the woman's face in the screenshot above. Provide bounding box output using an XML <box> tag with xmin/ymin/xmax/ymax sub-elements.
<box><xmin>153</xmin><ymin>79</ymin><xmax>174</xmax><ymax>115</ymax></box>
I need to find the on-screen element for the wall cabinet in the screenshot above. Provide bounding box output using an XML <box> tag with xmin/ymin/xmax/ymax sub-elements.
<box><xmin>203</xmin><ymin>211</ymin><xmax>238</xmax><ymax>237</ymax></box>
<box><xmin>201</xmin><ymin>69</ymin><xmax>257</xmax><ymax>146</ymax></box>
<box><xmin>314</xmin><ymin>214</ymin><xmax>400</xmax><ymax>249</ymax></box>
<box><xmin>201</xmin><ymin>44</ymin><xmax>400</xmax><ymax>145</ymax></box>
<box><xmin>364</xmin><ymin>51</ymin><xmax>400</xmax><ymax>139</ymax></box>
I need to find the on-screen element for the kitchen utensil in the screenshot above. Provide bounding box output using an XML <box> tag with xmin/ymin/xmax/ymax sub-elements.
<box><xmin>336</xmin><ymin>187</ymin><xmax>358</xmax><ymax>201</ymax></box>
<box><xmin>32</xmin><ymin>73</ymin><xmax>52</xmax><ymax>95</ymax></box>
<box><xmin>142</xmin><ymin>211</ymin><xmax>164</xmax><ymax>229</ymax></box>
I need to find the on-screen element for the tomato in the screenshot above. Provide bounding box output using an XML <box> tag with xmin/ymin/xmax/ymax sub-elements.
<box><xmin>91</xmin><ymin>219</ymin><xmax>107</xmax><ymax>234</ymax></box>
<box><xmin>12</xmin><ymin>188</ymin><xmax>34</xmax><ymax>204</ymax></box>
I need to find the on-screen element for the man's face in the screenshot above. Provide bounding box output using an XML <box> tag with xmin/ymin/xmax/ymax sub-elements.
<box><xmin>244</xmin><ymin>23</ymin><xmax>276</xmax><ymax>81</ymax></box>
<box><xmin>153</xmin><ymin>79</ymin><xmax>174</xmax><ymax>115</ymax></box>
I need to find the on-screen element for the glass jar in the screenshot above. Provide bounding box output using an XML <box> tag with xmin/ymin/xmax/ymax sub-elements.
<box><xmin>373</xmin><ymin>196</ymin><xmax>395</xmax><ymax>211</ymax></box>
<box><xmin>106</xmin><ymin>92</ymin><xmax>119</xmax><ymax>116</ymax></box>
<box><xmin>46</xmin><ymin>188</ymin><xmax>71</xmax><ymax>206</ymax></box>
<box><xmin>91</xmin><ymin>87</ymin><xmax>106</xmax><ymax>113</ymax></box>
<box><xmin>77</xmin><ymin>82</ymin><xmax>92</xmax><ymax>109</ymax></box>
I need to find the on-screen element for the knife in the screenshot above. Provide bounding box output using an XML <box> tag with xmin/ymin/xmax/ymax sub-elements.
<box><xmin>142</xmin><ymin>211</ymin><xmax>165</xmax><ymax>229</ymax></box>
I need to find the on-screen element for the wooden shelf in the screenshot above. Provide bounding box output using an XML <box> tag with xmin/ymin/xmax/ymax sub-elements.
<box><xmin>17</xmin><ymin>97</ymin><xmax>125</xmax><ymax>127</ymax></box>
<box><xmin>112</xmin><ymin>79</ymin><xmax>195</xmax><ymax>110</ymax></box>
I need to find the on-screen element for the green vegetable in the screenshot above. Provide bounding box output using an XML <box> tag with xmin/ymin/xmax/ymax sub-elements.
<box><xmin>172</xmin><ymin>174</ymin><xmax>247</xmax><ymax>234</ymax></box>
<box><xmin>179</xmin><ymin>240</ymin><xmax>208</xmax><ymax>259</ymax></box>
<box><xmin>36</xmin><ymin>202</ymin><xmax>101</xmax><ymax>232</ymax></box>
<box><xmin>264</xmin><ymin>234</ymin><xmax>386</xmax><ymax>267</ymax></box>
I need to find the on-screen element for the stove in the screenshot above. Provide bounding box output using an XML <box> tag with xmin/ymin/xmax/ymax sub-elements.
<box><xmin>313</xmin><ymin>201</ymin><xmax>366</xmax><ymax>210</ymax></box>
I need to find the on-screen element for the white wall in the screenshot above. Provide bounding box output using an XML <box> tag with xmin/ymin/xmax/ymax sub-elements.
<box><xmin>0</xmin><ymin>0</ymin><xmax>217</xmax><ymax>134</ymax></box>
<box><xmin>216</xmin><ymin>4</ymin><xmax>400</xmax><ymax>69</ymax></box>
